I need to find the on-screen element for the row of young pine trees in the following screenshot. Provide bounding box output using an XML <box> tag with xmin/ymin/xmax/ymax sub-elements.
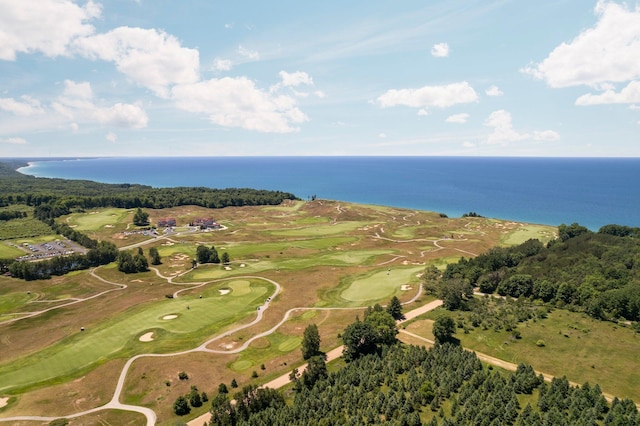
<box><xmin>172</xmin><ymin>295</ymin><xmax>638</xmax><ymax>425</ymax></box>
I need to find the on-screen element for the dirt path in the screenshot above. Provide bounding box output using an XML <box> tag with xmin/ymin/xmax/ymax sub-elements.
<box><xmin>187</xmin><ymin>297</ymin><xmax>442</xmax><ymax>426</ymax></box>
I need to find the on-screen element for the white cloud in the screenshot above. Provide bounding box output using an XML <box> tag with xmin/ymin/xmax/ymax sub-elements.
<box><xmin>279</xmin><ymin>71</ymin><xmax>314</xmax><ymax>87</ymax></box>
<box><xmin>484</xmin><ymin>110</ymin><xmax>559</xmax><ymax>145</ymax></box>
<box><xmin>522</xmin><ymin>1</ymin><xmax>640</xmax><ymax>88</ymax></box>
<box><xmin>431</xmin><ymin>42</ymin><xmax>449</xmax><ymax>57</ymax></box>
<box><xmin>238</xmin><ymin>45</ymin><xmax>259</xmax><ymax>60</ymax></box>
<box><xmin>377</xmin><ymin>81</ymin><xmax>478</xmax><ymax>109</ymax></box>
<box><xmin>485</xmin><ymin>85</ymin><xmax>503</xmax><ymax>96</ymax></box>
<box><xmin>575</xmin><ymin>80</ymin><xmax>640</xmax><ymax>105</ymax></box>
<box><xmin>532</xmin><ymin>130</ymin><xmax>561</xmax><ymax>141</ymax></box>
<box><xmin>52</xmin><ymin>80</ymin><xmax>148</xmax><ymax>129</ymax></box>
<box><xmin>271</xmin><ymin>71</ymin><xmax>315</xmax><ymax>94</ymax></box>
<box><xmin>0</xmin><ymin>96</ymin><xmax>44</xmax><ymax>116</ymax></box>
<box><xmin>0</xmin><ymin>0</ymin><xmax>100</xmax><ymax>60</ymax></box>
<box><xmin>171</xmin><ymin>76</ymin><xmax>308</xmax><ymax>133</ymax></box>
<box><xmin>106</xmin><ymin>132</ymin><xmax>117</xmax><ymax>143</ymax></box>
<box><xmin>630</xmin><ymin>104</ymin><xmax>640</xmax><ymax>110</ymax></box>
<box><xmin>314</xmin><ymin>90</ymin><xmax>326</xmax><ymax>98</ymax></box>
<box><xmin>75</xmin><ymin>27</ymin><xmax>200</xmax><ymax>97</ymax></box>
<box><xmin>485</xmin><ymin>110</ymin><xmax>528</xmax><ymax>145</ymax></box>
<box><xmin>417</xmin><ymin>109</ymin><xmax>429</xmax><ymax>116</ymax></box>
<box><xmin>445</xmin><ymin>113</ymin><xmax>469</xmax><ymax>123</ymax></box>
<box><xmin>212</xmin><ymin>58</ymin><xmax>232</xmax><ymax>71</ymax></box>
<box><xmin>379</xmin><ymin>133</ymin><xmax>387</xmax><ymax>138</ymax></box>
<box><xmin>462</xmin><ymin>141</ymin><xmax>476</xmax><ymax>148</ymax></box>
<box><xmin>0</xmin><ymin>137</ymin><xmax>27</xmax><ymax>144</ymax></box>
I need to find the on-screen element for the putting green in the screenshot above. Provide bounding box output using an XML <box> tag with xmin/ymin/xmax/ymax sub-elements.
<box><xmin>0</xmin><ymin>280</ymin><xmax>270</xmax><ymax>392</ymax></box>
<box><xmin>278</xmin><ymin>337</ymin><xmax>301</xmax><ymax>352</ymax></box>
<box><xmin>228</xmin><ymin>280</ymin><xmax>251</xmax><ymax>296</ymax></box>
<box><xmin>341</xmin><ymin>267</ymin><xmax>423</xmax><ymax>302</ymax></box>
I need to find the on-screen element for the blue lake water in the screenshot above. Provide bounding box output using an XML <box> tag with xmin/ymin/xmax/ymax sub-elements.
<box><xmin>17</xmin><ymin>156</ymin><xmax>640</xmax><ymax>230</ymax></box>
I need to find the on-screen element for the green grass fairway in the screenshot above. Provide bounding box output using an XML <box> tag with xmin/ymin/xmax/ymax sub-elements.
<box><xmin>226</xmin><ymin>237</ymin><xmax>356</xmax><ymax>258</ymax></box>
<box><xmin>500</xmin><ymin>224</ymin><xmax>556</xmax><ymax>245</ymax></box>
<box><xmin>0</xmin><ymin>242</ymin><xmax>24</xmax><ymax>258</ymax></box>
<box><xmin>230</xmin><ymin>332</ymin><xmax>302</xmax><ymax>372</ymax></box>
<box><xmin>0</xmin><ymin>292</ymin><xmax>37</xmax><ymax>315</ymax></box>
<box><xmin>65</xmin><ymin>209</ymin><xmax>131</xmax><ymax>231</ymax></box>
<box><xmin>0</xmin><ymin>279</ymin><xmax>270</xmax><ymax>393</ymax></box>
<box><xmin>271</xmin><ymin>221</ymin><xmax>367</xmax><ymax>237</ymax></box>
<box><xmin>341</xmin><ymin>267</ymin><xmax>423</xmax><ymax>302</ymax></box>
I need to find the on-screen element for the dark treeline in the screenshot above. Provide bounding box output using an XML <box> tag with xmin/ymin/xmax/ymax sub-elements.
<box><xmin>207</xmin><ymin>343</ymin><xmax>638</xmax><ymax>425</ymax></box>
<box><xmin>8</xmin><ymin>241</ymin><xmax>118</xmax><ymax>280</ymax></box>
<box><xmin>0</xmin><ymin>210</ymin><xmax>27</xmax><ymax>221</ymax></box>
<box><xmin>1</xmin><ymin>160</ymin><xmax>298</xmax><ymax>280</ymax></box>
<box><xmin>0</xmin><ymin>161</ymin><xmax>299</xmax><ymax>211</ymax></box>
<box><xmin>439</xmin><ymin>222</ymin><xmax>640</xmax><ymax>323</ymax></box>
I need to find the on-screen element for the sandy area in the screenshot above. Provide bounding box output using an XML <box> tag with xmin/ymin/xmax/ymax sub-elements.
<box><xmin>139</xmin><ymin>332</ymin><xmax>154</xmax><ymax>342</ymax></box>
<box><xmin>219</xmin><ymin>289</ymin><xmax>231</xmax><ymax>295</ymax></box>
<box><xmin>224</xmin><ymin>266</ymin><xmax>232</xmax><ymax>270</ymax></box>
<box><xmin>104</xmin><ymin>224</ymin><xmax>114</xmax><ymax>228</ymax></box>
<box><xmin>401</xmin><ymin>284</ymin><xmax>412</xmax><ymax>291</ymax></box>
<box><xmin>163</xmin><ymin>314</ymin><xmax>178</xmax><ymax>320</ymax></box>
<box><xmin>0</xmin><ymin>397</ymin><xmax>8</xmax><ymax>408</ymax></box>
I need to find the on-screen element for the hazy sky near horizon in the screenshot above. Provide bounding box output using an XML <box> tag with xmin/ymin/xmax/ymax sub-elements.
<box><xmin>0</xmin><ymin>0</ymin><xmax>639</xmax><ymax>157</ymax></box>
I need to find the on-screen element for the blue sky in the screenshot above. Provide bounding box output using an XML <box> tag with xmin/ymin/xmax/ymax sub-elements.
<box><xmin>0</xmin><ymin>0</ymin><xmax>639</xmax><ymax>157</ymax></box>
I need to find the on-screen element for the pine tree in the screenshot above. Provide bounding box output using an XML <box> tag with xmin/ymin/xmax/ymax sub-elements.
<box><xmin>386</xmin><ymin>296</ymin><xmax>404</xmax><ymax>320</ymax></box>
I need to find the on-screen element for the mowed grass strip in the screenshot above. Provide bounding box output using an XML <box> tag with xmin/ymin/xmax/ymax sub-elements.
<box><xmin>341</xmin><ymin>267</ymin><xmax>423</xmax><ymax>302</ymax></box>
<box><xmin>0</xmin><ymin>279</ymin><xmax>270</xmax><ymax>393</ymax></box>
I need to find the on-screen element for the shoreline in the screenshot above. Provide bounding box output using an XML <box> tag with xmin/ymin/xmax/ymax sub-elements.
<box><xmin>6</xmin><ymin>157</ymin><xmax>640</xmax><ymax>230</ymax></box>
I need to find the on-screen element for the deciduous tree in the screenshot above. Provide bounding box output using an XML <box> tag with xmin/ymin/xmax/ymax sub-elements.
<box><xmin>301</xmin><ymin>323</ymin><xmax>321</xmax><ymax>360</ymax></box>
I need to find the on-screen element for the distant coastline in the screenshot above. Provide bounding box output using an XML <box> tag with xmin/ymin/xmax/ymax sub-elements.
<box><xmin>13</xmin><ymin>156</ymin><xmax>640</xmax><ymax>230</ymax></box>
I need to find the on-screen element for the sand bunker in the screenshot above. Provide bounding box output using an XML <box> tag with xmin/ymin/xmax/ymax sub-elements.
<box><xmin>0</xmin><ymin>397</ymin><xmax>8</xmax><ymax>408</ymax></box>
<box><xmin>224</xmin><ymin>266</ymin><xmax>232</xmax><ymax>270</ymax></box>
<box><xmin>219</xmin><ymin>289</ymin><xmax>231</xmax><ymax>295</ymax></box>
<box><xmin>163</xmin><ymin>314</ymin><xmax>178</xmax><ymax>320</ymax></box>
<box><xmin>401</xmin><ymin>284</ymin><xmax>412</xmax><ymax>291</ymax></box>
<box><xmin>104</xmin><ymin>224</ymin><xmax>114</xmax><ymax>228</ymax></box>
<box><xmin>139</xmin><ymin>332</ymin><xmax>154</xmax><ymax>342</ymax></box>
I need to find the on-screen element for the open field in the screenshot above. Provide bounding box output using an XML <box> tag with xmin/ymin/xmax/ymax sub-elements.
<box><xmin>0</xmin><ymin>200</ymin><xmax>586</xmax><ymax>425</ymax></box>
<box><xmin>405</xmin><ymin>305</ymin><xmax>640</xmax><ymax>400</ymax></box>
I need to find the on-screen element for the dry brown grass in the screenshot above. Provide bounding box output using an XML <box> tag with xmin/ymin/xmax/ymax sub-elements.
<box><xmin>0</xmin><ymin>200</ymin><xmax>556</xmax><ymax>425</ymax></box>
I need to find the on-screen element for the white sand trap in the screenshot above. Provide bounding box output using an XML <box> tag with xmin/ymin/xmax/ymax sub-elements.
<box><xmin>139</xmin><ymin>332</ymin><xmax>154</xmax><ymax>342</ymax></box>
<box><xmin>163</xmin><ymin>314</ymin><xmax>178</xmax><ymax>320</ymax></box>
<box><xmin>224</xmin><ymin>266</ymin><xmax>232</xmax><ymax>270</ymax></box>
<box><xmin>0</xmin><ymin>397</ymin><xmax>8</xmax><ymax>408</ymax></box>
<box><xmin>219</xmin><ymin>289</ymin><xmax>231</xmax><ymax>295</ymax></box>
<box><xmin>401</xmin><ymin>284</ymin><xmax>412</xmax><ymax>291</ymax></box>
<box><xmin>240</xmin><ymin>264</ymin><xmax>246</xmax><ymax>268</ymax></box>
<box><xmin>104</xmin><ymin>224</ymin><xmax>114</xmax><ymax>228</ymax></box>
